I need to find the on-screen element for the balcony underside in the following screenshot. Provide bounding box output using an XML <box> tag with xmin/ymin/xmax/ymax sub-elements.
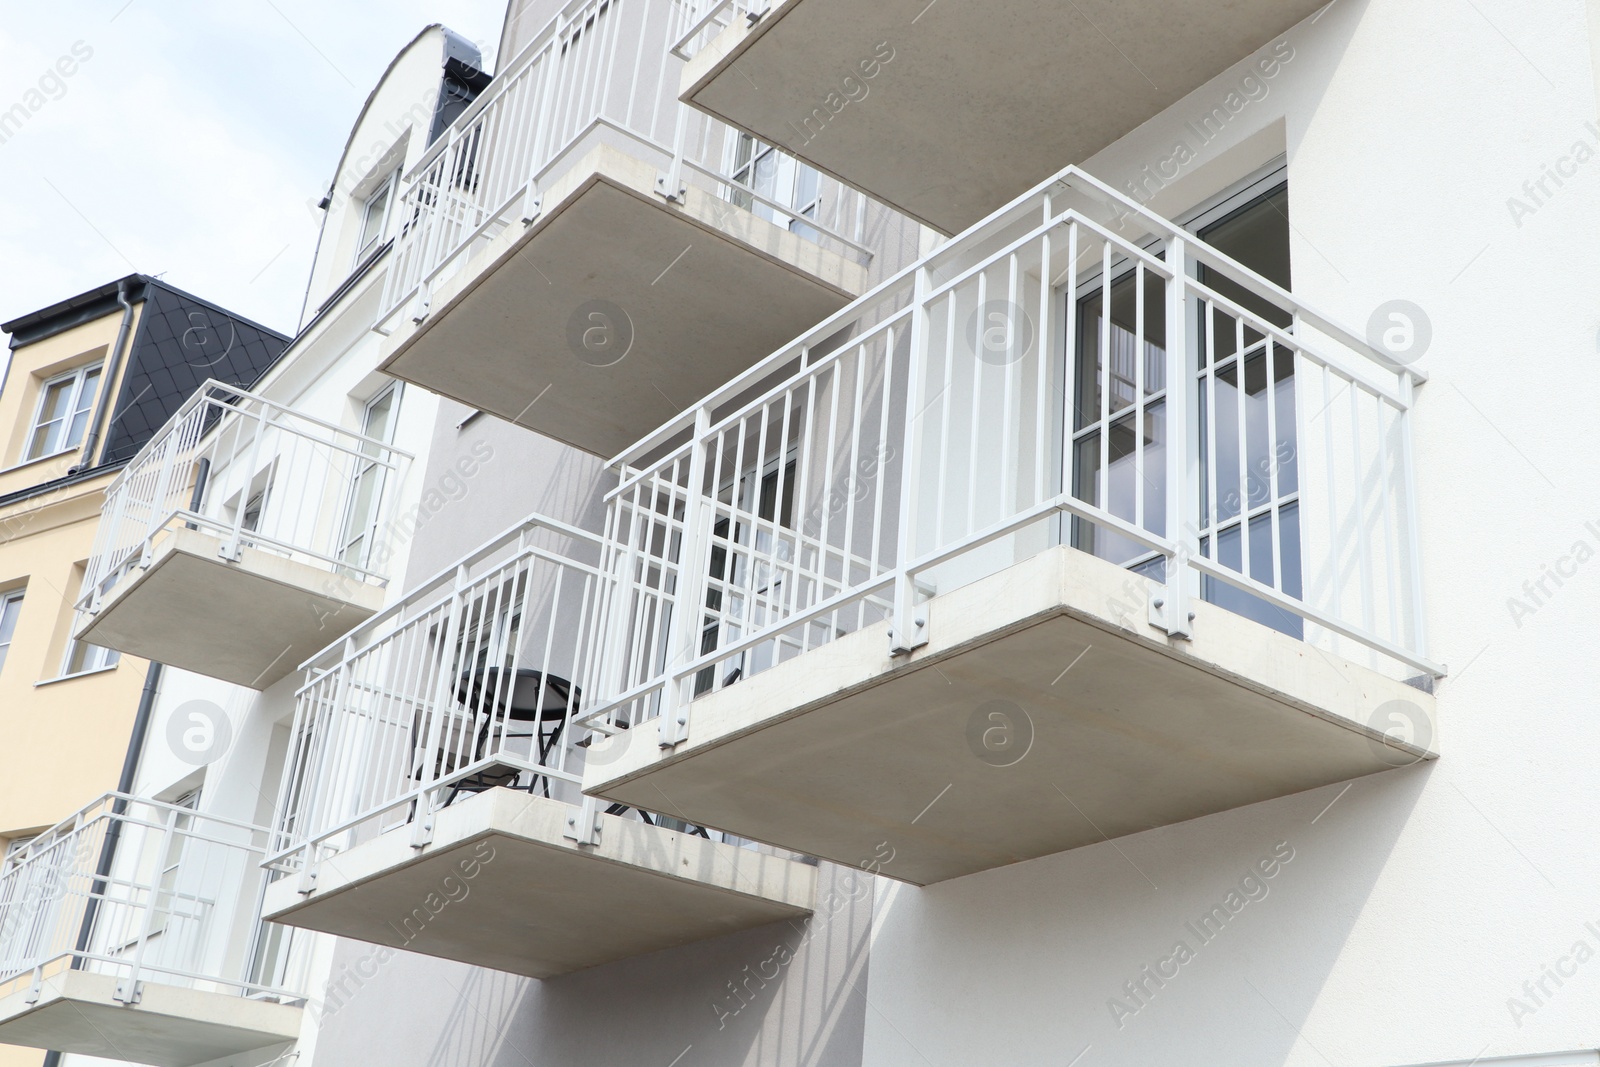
<box><xmin>0</xmin><ymin>966</ymin><xmax>301</xmax><ymax>1067</ymax></box>
<box><xmin>682</xmin><ymin>0</ymin><xmax>1325</xmax><ymax>234</ymax></box>
<box><xmin>262</xmin><ymin>788</ymin><xmax>816</xmax><ymax>979</ymax></box>
<box><xmin>76</xmin><ymin>527</ymin><xmax>385</xmax><ymax>689</ymax></box>
<box><xmin>586</xmin><ymin>545</ymin><xmax>1438</xmax><ymax>886</ymax></box>
<box><xmin>378</xmin><ymin>144</ymin><xmax>867</xmax><ymax>458</ymax></box>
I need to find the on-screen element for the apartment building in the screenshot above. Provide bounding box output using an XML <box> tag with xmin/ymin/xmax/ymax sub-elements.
<box><xmin>1</xmin><ymin>0</ymin><xmax>1596</xmax><ymax>1066</ymax></box>
<box><xmin>0</xmin><ymin>274</ymin><xmax>289</xmax><ymax>1058</ymax></box>
<box><xmin>0</xmin><ymin>26</ymin><xmax>481</xmax><ymax>1067</ymax></box>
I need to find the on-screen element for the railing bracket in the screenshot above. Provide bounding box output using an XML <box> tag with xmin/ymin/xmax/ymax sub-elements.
<box><xmin>655</xmin><ymin>173</ymin><xmax>687</xmax><ymax>203</ymax></box>
<box><xmin>112</xmin><ymin>980</ymin><xmax>143</xmax><ymax>1005</ymax></box>
<box><xmin>410</xmin><ymin>809</ymin><xmax>435</xmax><ymax>849</ymax></box>
<box><xmin>564</xmin><ymin>798</ymin><xmax>602</xmax><ymax>846</ymax></box>
<box><xmin>1148</xmin><ymin>592</ymin><xmax>1193</xmax><ymax>640</ymax></box>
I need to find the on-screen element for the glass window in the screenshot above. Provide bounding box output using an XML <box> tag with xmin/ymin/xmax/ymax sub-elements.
<box><xmin>63</xmin><ymin>639</ymin><xmax>119</xmax><ymax>676</ymax></box>
<box><xmin>26</xmin><ymin>364</ymin><xmax>102</xmax><ymax>462</ymax></box>
<box><xmin>1194</xmin><ymin>182</ymin><xmax>1301</xmax><ymax>639</ymax></box>
<box><xmin>339</xmin><ymin>386</ymin><xmax>399</xmax><ymax>571</ymax></box>
<box><xmin>1069</xmin><ymin>179</ymin><xmax>1302</xmax><ymax>639</ymax></box>
<box><xmin>355</xmin><ymin>171</ymin><xmax>396</xmax><ymax>264</ymax></box>
<box><xmin>0</xmin><ymin>591</ymin><xmax>21</xmax><ymax>675</ymax></box>
<box><xmin>729</xmin><ymin>133</ymin><xmax>823</xmax><ymax>237</ymax></box>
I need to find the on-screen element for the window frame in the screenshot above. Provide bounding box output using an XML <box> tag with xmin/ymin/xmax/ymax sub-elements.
<box><xmin>727</xmin><ymin>133</ymin><xmax>822</xmax><ymax>235</ymax></box>
<box><xmin>337</xmin><ymin>384</ymin><xmax>401</xmax><ymax>572</ymax></box>
<box><xmin>353</xmin><ymin>168</ymin><xmax>400</xmax><ymax>267</ymax></box>
<box><xmin>1065</xmin><ymin>163</ymin><xmax>1302</xmax><ymax>636</ymax></box>
<box><xmin>24</xmin><ymin>363</ymin><xmax>104</xmax><ymax>463</ymax></box>
<box><xmin>59</xmin><ymin>637</ymin><xmax>120</xmax><ymax>679</ymax></box>
<box><xmin>0</xmin><ymin>590</ymin><xmax>22</xmax><ymax>676</ymax></box>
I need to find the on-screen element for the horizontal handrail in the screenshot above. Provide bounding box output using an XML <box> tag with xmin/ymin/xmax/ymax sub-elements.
<box><xmin>79</xmin><ymin>380</ymin><xmax>414</xmax><ymax>643</ymax></box>
<box><xmin>611</xmin><ymin>164</ymin><xmax>1424</xmax><ymax>471</ymax></box>
<box><xmin>376</xmin><ymin>0</ymin><xmax>879</xmax><ymax>332</ymax></box>
<box><xmin>0</xmin><ymin>792</ymin><xmax>302</xmax><ymax>1003</ymax></box>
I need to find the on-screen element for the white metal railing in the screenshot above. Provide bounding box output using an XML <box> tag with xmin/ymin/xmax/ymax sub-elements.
<box><xmin>76</xmin><ymin>380</ymin><xmax>413</xmax><ymax>627</ymax></box>
<box><xmin>581</xmin><ymin>164</ymin><xmax>1440</xmax><ymax>744</ymax></box>
<box><xmin>269</xmin><ymin>518</ymin><xmax>625</xmax><ymax>875</ymax></box>
<box><xmin>268</xmin><ymin>513</ymin><xmax>801</xmax><ymax>877</ymax></box>
<box><xmin>378</xmin><ymin>0</ymin><xmax>874</xmax><ymax>332</ymax></box>
<box><xmin>669</xmin><ymin>0</ymin><xmax>765</xmax><ymax>60</ymax></box>
<box><xmin>273</xmin><ymin>168</ymin><xmax>1441</xmax><ymax>868</ymax></box>
<box><xmin>0</xmin><ymin>793</ymin><xmax>305</xmax><ymax>1005</ymax></box>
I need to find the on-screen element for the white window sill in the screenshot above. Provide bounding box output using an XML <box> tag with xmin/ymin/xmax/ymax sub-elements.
<box><xmin>0</xmin><ymin>448</ymin><xmax>82</xmax><ymax>478</ymax></box>
<box><xmin>34</xmin><ymin>664</ymin><xmax>119</xmax><ymax>688</ymax></box>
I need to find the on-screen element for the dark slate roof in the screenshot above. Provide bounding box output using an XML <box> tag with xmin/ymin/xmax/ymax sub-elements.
<box><xmin>98</xmin><ymin>282</ymin><xmax>291</xmax><ymax>466</ymax></box>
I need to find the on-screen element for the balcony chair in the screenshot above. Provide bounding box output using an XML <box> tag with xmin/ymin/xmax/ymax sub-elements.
<box><xmin>440</xmin><ymin>668</ymin><xmax>577</xmax><ymax>805</ymax></box>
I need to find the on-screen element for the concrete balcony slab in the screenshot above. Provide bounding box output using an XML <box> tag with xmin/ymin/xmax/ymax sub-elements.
<box><xmin>0</xmin><ymin>965</ymin><xmax>301</xmax><ymax>1067</ymax></box>
<box><xmin>586</xmin><ymin>545</ymin><xmax>1437</xmax><ymax>886</ymax></box>
<box><xmin>682</xmin><ymin>0</ymin><xmax>1325</xmax><ymax>233</ymax></box>
<box><xmin>378</xmin><ymin>143</ymin><xmax>867</xmax><ymax>457</ymax></box>
<box><xmin>76</xmin><ymin>526</ymin><xmax>385</xmax><ymax>689</ymax></box>
<box><xmin>263</xmin><ymin>788</ymin><xmax>816</xmax><ymax>979</ymax></box>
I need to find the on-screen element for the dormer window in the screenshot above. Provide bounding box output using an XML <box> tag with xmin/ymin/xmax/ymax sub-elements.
<box><xmin>25</xmin><ymin>363</ymin><xmax>102</xmax><ymax>462</ymax></box>
<box><xmin>355</xmin><ymin>169</ymin><xmax>398</xmax><ymax>265</ymax></box>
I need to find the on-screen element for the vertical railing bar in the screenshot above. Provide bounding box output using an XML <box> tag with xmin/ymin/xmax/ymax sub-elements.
<box><xmin>966</xmin><ymin>272</ymin><xmax>986</xmax><ymax>536</ymax></box>
<box><xmin>1397</xmin><ymin>374</ymin><xmax>1428</xmax><ymax>659</ymax></box>
<box><xmin>936</xmin><ymin>295</ymin><xmax>956</xmax><ymax>546</ymax></box>
<box><xmin>869</xmin><ymin>326</ymin><xmax>897</xmax><ymax>585</ymax></box>
<box><xmin>1098</xmin><ymin>241</ymin><xmax>1112</xmax><ymax>524</ymax></box>
<box><xmin>1001</xmin><ymin>253</ymin><xmax>1020</xmax><ymax>528</ymax></box>
<box><xmin>1062</xmin><ymin>221</ymin><xmax>1079</xmax><ymax>547</ymax></box>
<box><xmin>1376</xmin><ymin>392</ymin><xmax>1403</xmax><ymax>646</ymax></box>
<box><xmin>1134</xmin><ymin>260</ymin><xmax>1147</xmax><ymax>533</ymax></box>
<box><xmin>1035</xmin><ymin>225</ymin><xmax>1053</xmax><ymax>508</ymax></box>
<box><xmin>1349</xmin><ymin>372</ymin><xmax>1375</xmax><ymax>635</ymax></box>
<box><xmin>1235</xmin><ymin>313</ymin><xmax>1250</xmax><ymax>581</ymax></box>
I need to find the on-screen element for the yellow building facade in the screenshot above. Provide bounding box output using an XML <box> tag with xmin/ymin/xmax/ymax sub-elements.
<box><xmin>0</xmin><ymin>277</ymin><xmax>286</xmax><ymax>1067</ymax></box>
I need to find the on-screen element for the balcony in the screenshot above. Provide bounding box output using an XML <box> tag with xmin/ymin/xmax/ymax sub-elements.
<box><xmin>374</xmin><ymin>0</ymin><xmax>876</xmax><ymax>458</ymax></box>
<box><xmin>578</xmin><ymin>166</ymin><xmax>1441</xmax><ymax>886</ymax></box>
<box><xmin>675</xmin><ymin>0</ymin><xmax>1326</xmax><ymax>234</ymax></box>
<box><xmin>262</xmin><ymin>520</ymin><xmax>815</xmax><ymax>979</ymax></box>
<box><xmin>0</xmin><ymin>795</ymin><xmax>305</xmax><ymax>1067</ymax></box>
<box><xmin>75</xmin><ymin>381</ymin><xmax>411</xmax><ymax>689</ymax></box>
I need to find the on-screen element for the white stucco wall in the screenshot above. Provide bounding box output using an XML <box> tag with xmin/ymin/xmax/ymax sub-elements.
<box><xmin>861</xmin><ymin>1</ymin><xmax>1600</xmax><ymax>1065</ymax></box>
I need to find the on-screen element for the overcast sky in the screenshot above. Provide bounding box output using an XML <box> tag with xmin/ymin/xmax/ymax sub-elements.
<box><xmin>0</xmin><ymin>0</ymin><xmax>508</xmax><ymax>358</ymax></box>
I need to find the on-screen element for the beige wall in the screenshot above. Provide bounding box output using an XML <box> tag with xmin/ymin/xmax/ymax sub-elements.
<box><xmin>0</xmin><ymin>480</ymin><xmax>144</xmax><ymax>1067</ymax></box>
<box><xmin>0</xmin><ymin>305</ymin><xmax>140</xmax><ymax>498</ymax></box>
<box><xmin>0</xmin><ymin>306</ymin><xmax>149</xmax><ymax>854</ymax></box>
<box><xmin>0</xmin><ymin>469</ymin><xmax>146</xmax><ymax>838</ymax></box>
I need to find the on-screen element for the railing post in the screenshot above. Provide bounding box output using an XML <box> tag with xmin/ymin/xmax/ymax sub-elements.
<box><xmin>1398</xmin><ymin>373</ymin><xmax>1429</xmax><ymax>663</ymax></box>
<box><xmin>114</xmin><ymin>804</ymin><xmax>174</xmax><ymax>1004</ymax></box>
<box><xmin>564</xmin><ymin>794</ymin><xmax>603</xmax><ymax>847</ymax></box>
<box><xmin>596</xmin><ymin>508</ymin><xmax>638</xmax><ymax>726</ymax></box>
<box><xmin>139</xmin><ymin>408</ymin><xmax>188</xmax><ymax>569</ymax></box>
<box><xmin>890</xmin><ymin>266</ymin><xmax>931</xmax><ymax>655</ymax></box>
<box><xmin>659</xmin><ymin>408</ymin><xmax>712</xmax><ymax>747</ymax></box>
<box><xmin>220</xmin><ymin>397</ymin><xmax>265</xmax><ymax>563</ymax></box>
<box><xmin>411</xmin><ymin>564</ymin><xmax>470</xmax><ymax>848</ymax></box>
<box><xmin>657</xmin><ymin>103</ymin><xmax>691</xmax><ymax>205</ymax></box>
<box><xmin>294</xmin><ymin>644</ymin><xmax>351</xmax><ymax>896</ymax></box>
<box><xmin>1153</xmin><ymin>236</ymin><xmax>1195</xmax><ymax>639</ymax></box>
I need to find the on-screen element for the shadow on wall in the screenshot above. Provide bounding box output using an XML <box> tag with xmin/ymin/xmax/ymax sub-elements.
<box><xmin>510</xmin><ymin>863</ymin><xmax>873</xmax><ymax>1067</ymax></box>
<box><xmin>862</xmin><ymin>762</ymin><xmax>1434</xmax><ymax>1066</ymax></box>
<box><xmin>306</xmin><ymin>863</ymin><xmax>873</xmax><ymax>1067</ymax></box>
